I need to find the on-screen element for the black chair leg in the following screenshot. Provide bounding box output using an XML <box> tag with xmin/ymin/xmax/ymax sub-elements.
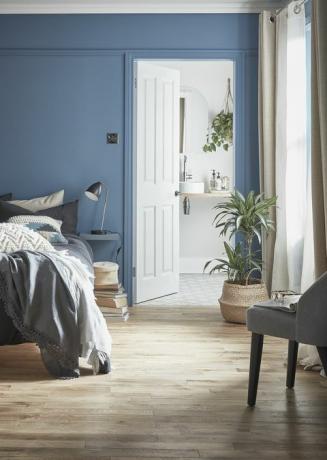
<box><xmin>317</xmin><ymin>347</ymin><xmax>327</xmax><ymax>375</ymax></box>
<box><xmin>286</xmin><ymin>340</ymin><xmax>298</xmax><ymax>389</ymax></box>
<box><xmin>248</xmin><ymin>333</ymin><xmax>264</xmax><ymax>407</ymax></box>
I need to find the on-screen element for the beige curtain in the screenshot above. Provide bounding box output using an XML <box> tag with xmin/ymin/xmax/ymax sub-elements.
<box><xmin>258</xmin><ymin>12</ymin><xmax>277</xmax><ymax>294</ymax></box>
<box><xmin>312</xmin><ymin>0</ymin><xmax>327</xmax><ymax>277</ymax></box>
<box><xmin>260</xmin><ymin>5</ymin><xmax>311</xmax><ymax>293</ymax></box>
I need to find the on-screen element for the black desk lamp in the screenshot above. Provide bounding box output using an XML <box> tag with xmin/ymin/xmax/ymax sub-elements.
<box><xmin>85</xmin><ymin>181</ymin><xmax>109</xmax><ymax>235</ymax></box>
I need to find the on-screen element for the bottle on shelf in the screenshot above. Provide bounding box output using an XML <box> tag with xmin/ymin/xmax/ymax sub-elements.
<box><xmin>209</xmin><ymin>170</ymin><xmax>218</xmax><ymax>192</ymax></box>
<box><xmin>222</xmin><ymin>176</ymin><xmax>230</xmax><ymax>191</ymax></box>
<box><xmin>216</xmin><ymin>172</ymin><xmax>222</xmax><ymax>191</ymax></box>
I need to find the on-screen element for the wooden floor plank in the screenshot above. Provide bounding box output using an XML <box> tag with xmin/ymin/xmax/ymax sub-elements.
<box><xmin>0</xmin><ymin>305</ymin><xmax>326</xmax><ymax>459</ymax></box>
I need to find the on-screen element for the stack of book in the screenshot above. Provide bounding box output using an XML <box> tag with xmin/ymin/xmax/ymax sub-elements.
<box><xmin>95</xmin><ymin>283</ymin><xmax>129</xmax><ymax>321</ymax></box>
<box><xmin>93</xmin><ymin>261</ymin><xmax>129</xmax><ymax>321</ymax></box>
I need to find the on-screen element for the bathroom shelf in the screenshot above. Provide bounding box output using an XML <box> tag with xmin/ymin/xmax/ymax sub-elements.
<box><xmin>180</xmin><ymin>192</ymin><xmax>231</xmax><ymax>198</ymax></box>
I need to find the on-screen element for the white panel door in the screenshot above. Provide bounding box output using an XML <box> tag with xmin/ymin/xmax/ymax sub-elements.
<box><xmin>135</xmin><ymin>61</ymin><xmax>180</xmax><ymax>303</ymax></box>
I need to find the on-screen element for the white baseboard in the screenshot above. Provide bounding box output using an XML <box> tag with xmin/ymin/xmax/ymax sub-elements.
<box><xmin>180</xmin><ymin>257</ymin><xmax>211</xmax><ymax>274</ymax></box>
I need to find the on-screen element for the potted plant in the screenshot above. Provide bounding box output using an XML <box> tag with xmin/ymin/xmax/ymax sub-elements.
<box><xmin>203</xmin><ymin>111</ymin><xmax>233</xmax><ymax>152</ymax></box>
<box><xmin>203</xmin><ymin>78</ymin><xmax>233</xmax><ymax>153</ymax></box>
<box><xmin>205</xmin><ymin>190</ymin><xmax>277</xmax><ymax>324</ymax></box>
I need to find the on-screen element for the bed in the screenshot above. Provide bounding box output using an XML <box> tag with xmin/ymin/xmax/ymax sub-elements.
<box><xmin>0</xmin><ymin>235</ymin><xmax>93</xmax><ymax>347</ymax></box>
<box><xmin>0</xmin><ymin>229</ymin><xmax>112</xmax><ymax>378</ymax></box>
<box><xmin>0</xmin><ymin>191</ymin><xmax>112</xmax><ymax>378</ymax></box>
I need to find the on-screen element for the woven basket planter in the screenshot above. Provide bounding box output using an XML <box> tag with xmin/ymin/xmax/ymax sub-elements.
<box><xmin>219</xmin><ymin>281</ymin><xmax>269</xmax><ymax>324</ymax></box>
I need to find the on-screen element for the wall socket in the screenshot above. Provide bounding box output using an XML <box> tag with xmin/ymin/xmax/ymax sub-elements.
<box><xmin>107</xmin><ymin>132</ymin><xmax>119</xmax><ymax>144</ymax></box>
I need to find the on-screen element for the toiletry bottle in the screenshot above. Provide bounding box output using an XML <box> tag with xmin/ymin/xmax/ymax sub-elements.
<box><xmin>216</xmin><ymin>172</ymin><xmax>222</xmax><ymax>191</ymax></box>
<box><xmin>222</xmin><ymin>176</ymin><xmax>230</xmax><ymax>191</ymax></box>
<box><xmin>210</xmin><ymin>170</ymin><xmax>218</xmax><ymax>192</ymax></box>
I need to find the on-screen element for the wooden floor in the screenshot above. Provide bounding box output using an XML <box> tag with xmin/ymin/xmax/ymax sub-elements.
<box><xmin>0</xmin><ymin>305</ymin><xmax>327</xmax><ymax>460</ymax></box>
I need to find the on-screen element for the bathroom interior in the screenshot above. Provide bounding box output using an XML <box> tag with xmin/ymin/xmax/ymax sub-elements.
<box><xmin>142</xmin><ymin>59</ymin><xmax>234</xmax><ymax>306</ymax></box>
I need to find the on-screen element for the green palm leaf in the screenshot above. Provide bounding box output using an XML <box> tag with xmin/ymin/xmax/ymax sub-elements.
<box><xmin>205</xmin><ymin>190</ymin><xmax>277</xmax><ymax>284</ymax></box>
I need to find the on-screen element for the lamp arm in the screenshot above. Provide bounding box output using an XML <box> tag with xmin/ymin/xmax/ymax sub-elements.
<box><xmin>100</xmin><ymin>187</ymin><xmax>109</xmax><ymax>232</ymax></box>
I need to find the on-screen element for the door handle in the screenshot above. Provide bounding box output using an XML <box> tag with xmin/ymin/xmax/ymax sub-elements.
<box><xmin>175</xmin><ymin>190</ymin><xmax>181</xmax><ymax>196</ymax></box>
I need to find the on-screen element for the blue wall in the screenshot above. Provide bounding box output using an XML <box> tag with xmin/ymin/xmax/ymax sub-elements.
<box><xmin>0</xmin><ymin>14</ymin><xmax>259</xmax><ymax>300</ymax></box>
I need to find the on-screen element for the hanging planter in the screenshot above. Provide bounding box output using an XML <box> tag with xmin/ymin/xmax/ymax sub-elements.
<box><xmin>203</xmin><ymin>78</ymin><xmax>234</xmax><ymax>152</ymax></box>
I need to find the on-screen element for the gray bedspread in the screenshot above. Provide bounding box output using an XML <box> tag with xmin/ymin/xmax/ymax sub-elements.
<box><xmin>55</xmin><ymin>234</ymin><xmax>94</xmax><ymax>269</ymax></box>
<box><xmin>0</xmin><ymin>236</ymin><xmax>111</xmax><ymax>378</ymax></box>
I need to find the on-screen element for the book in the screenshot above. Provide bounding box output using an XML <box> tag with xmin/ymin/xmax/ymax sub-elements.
<box><xmin>103</xmin><ymin>312</ymin><xmax>129</xmax><ymax>321</ymax></box>
<box><xmin>96</xmin><ymin>295</ymin><xmax>128</xmax><ymax>309</ymax></box>
<box><xmin>95</xmin><ymin>283</ymin><xmax>122</xmax><ymax>291</ymax></box>
<box><xmin>100</xmin><ymin>304</ymin><xmax>129</xmax><ymax>321</ymax></box>
<box><xmin>254</xmin><ymin>297</ymin><xmax>300</xmax><ymax>313</ymax></box>
<box><xmin>99</xmin><ymin>305</ymin><xmax>129</xmax><ymax>314</ymax></box>
<box><xmin>94</xmin><ymin>289</ymin><xmax>126</xmax><ymax>298</ymax></box>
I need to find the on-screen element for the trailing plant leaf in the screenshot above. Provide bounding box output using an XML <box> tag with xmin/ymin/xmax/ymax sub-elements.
<box><xmin>203</xmin><ymin>111</ymin><xmax>233</xmax><ymax>153</ymax></box>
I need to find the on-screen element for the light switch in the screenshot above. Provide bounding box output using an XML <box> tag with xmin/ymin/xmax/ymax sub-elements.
<box><xmin>107</xmin><ymin>133</ymin><xmax>119</xmax><ymax>144</ymax></box>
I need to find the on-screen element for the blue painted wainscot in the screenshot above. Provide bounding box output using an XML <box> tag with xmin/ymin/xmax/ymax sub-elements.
<box><xmin>0</xmin><ymin>14</ymin><xmax>259</xmax><ymax>304</ymax></box>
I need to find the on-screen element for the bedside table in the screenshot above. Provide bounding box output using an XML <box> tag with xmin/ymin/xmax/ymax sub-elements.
<box><xmin>80</xmin><ymin>232</ymin><xmax>122</xmax><ymax>262</ymax></box>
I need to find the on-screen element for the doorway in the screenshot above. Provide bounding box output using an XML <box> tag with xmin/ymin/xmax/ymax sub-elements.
<box><xmin>133</xmin><ymin>59</ymin><xmax>235</xmax><ymax>305</ymax></box>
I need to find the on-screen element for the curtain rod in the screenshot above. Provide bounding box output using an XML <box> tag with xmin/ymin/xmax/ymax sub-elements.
<box><xmin>269</xmin><ymin>0</ymin><xmax>307</xmax><ymax>22</ymax></box>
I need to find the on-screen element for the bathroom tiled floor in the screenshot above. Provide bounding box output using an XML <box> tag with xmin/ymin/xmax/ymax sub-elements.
<box><xmin>139</xmin><ymin>273</ymin><xmax>225</xmax><ymax>306</ymax></box>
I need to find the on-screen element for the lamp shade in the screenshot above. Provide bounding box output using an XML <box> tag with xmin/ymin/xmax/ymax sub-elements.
<box><xmin>85</xmin><ymin>181</ymin><xmax>102</xmax><ymax>201</ymax></box>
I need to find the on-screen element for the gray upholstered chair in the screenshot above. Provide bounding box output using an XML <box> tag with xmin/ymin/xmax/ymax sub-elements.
<box><xmin>246</xmin><ymin>272</ymin><xmax>327</xmax><ymax>407</ymax></box>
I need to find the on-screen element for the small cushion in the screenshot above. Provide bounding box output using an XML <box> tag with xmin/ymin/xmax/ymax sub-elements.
<box><xmin>247</xmin><ymin>303</ymin><xmax>296</xmax><ymax>340</ymax></box>
<box><xmin>9</xmin><ymin>189</ymin><xmax>64</xmax><ymax>212</ymax></box>
<box><xmin>8</xmin><ymin>215</ymin><xmax>68</xmax><ymax>244</ymax></box>
<box><xmin>0</xmin><ymin>223</ymin><xmax>54</xmax><ymax>253</ymax></box>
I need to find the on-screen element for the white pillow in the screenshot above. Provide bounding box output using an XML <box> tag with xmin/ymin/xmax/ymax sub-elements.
<box><xmin>0</xmin><ymin>223</ymin><xmax>54</xmax><ymax>253</ymax></box>
<box><xmin>9</xmin><ymin>189</ymin><xmax>64</xmax><ymax>212</ymax></box>
<box><xmin>8</xmin><ymin>215</ymin><xmax>62</xmax><ymax>232</ymax></box>
<box><xmin>8</xmin><ymin>215</ymin><xmax>67</xmax><ymax>244</ymax></box>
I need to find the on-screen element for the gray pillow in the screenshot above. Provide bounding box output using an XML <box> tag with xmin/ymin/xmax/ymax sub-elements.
<box><xmin>0</xmin><ymin>201</ymin><xmax>31</xmax><ymax>222</ymax></box>
<box><xmin>37</xmin><ymin>200</ymin><xmax>79</xmax><ymax>234</ymax></box>
<box><xmin>0</xmin><ymin>193</ymin><xmax>13</xmax><ymax>201</ymax></box>
<box><xmin>0</xmin><ymin>199</ymin><xmax>79</xmax><ymax>235</ymax></box>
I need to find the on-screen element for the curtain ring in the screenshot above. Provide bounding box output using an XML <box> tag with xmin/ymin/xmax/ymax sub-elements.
<box><xmin>294</xmin><ymin>3</ymin><xmax>302</xmax><ymax>14</ymax></box>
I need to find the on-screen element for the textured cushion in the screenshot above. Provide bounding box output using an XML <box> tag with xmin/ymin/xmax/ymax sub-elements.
<box><xmin>8</xmin><ymin>215</ymin><xmax>68</xmax><ymax>244</ymax></box>
<box><xmin>0</xmin><ymin>193</ymin><xmax>13</xmax><ymax>201</ymax></box>
<box><xmin>37</xmin><ymin>200</ymin><xmax>79</xmax><ymax>234</ymax></box>
<box><xmin>0</xmin><ymin>223</ymin><xmax>54</xmax><ymax>253</ymax></box>
<box><xmin>0</xmin><ymin>201</ymin><xmax>32</xmax><ymax>222</ymax></box>
<box><xmin>9</xmin><ymin>189</ymin><xmax>64</xmax><ymax>212</ymax></box>
<box><xmin>247</xmin><ymin>304</ymin><xmax>296</xmax><ymax>340</ymax></box>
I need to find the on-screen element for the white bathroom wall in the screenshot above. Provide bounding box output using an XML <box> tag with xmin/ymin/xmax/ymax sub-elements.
<box><xmin>153</xmin><ymin>60</ymin><xmax>234</xmax><ymax>273</ymax></box>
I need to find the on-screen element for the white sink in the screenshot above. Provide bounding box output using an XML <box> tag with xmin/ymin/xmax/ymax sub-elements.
<box><xmin>179</xmin><ymin>181</ymin><xmax>205</xmax><ymax>194</ymax></box>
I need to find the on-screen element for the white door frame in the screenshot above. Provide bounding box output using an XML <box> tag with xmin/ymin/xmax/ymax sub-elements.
<box><xmin>127</xmin><ymin>53</ymin><xmax>241</xmax><ymax>305</ymax></box>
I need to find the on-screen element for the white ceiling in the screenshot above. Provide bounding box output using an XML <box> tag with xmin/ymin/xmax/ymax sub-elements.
<box><xmin>0</xmin><ymin>0</ymin><xmax>287</xmax><ymax>14</ymax></box>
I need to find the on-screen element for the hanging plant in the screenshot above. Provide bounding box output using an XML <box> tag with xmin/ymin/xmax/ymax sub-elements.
<box><xmin>203</xmin><ymin>78</ymin><xmax>233</xmax><ymax>153</ymax></box>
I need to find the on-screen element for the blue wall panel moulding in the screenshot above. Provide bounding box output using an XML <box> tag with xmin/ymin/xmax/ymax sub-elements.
<box><xmin>0</xmin><ymin>14</ymin><xmax>259</xmax><ymax>304</ymax></box>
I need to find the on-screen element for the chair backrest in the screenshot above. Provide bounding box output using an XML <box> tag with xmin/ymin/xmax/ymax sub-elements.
<box><xmin>296</xmin><ymin>272</ymin><xmax>327</xmax><ymax>347</ymax></box>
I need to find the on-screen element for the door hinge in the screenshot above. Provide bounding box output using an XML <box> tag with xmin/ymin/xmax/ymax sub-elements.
<box><xmin>134</xmin><ymin>77</ymin><xmax>137</xmax><ymax>89</ymax></box>
<box><xmin>132</xmin><ymin>267</ymin><xmax>136</xmax><ymax>277</ymax></box>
